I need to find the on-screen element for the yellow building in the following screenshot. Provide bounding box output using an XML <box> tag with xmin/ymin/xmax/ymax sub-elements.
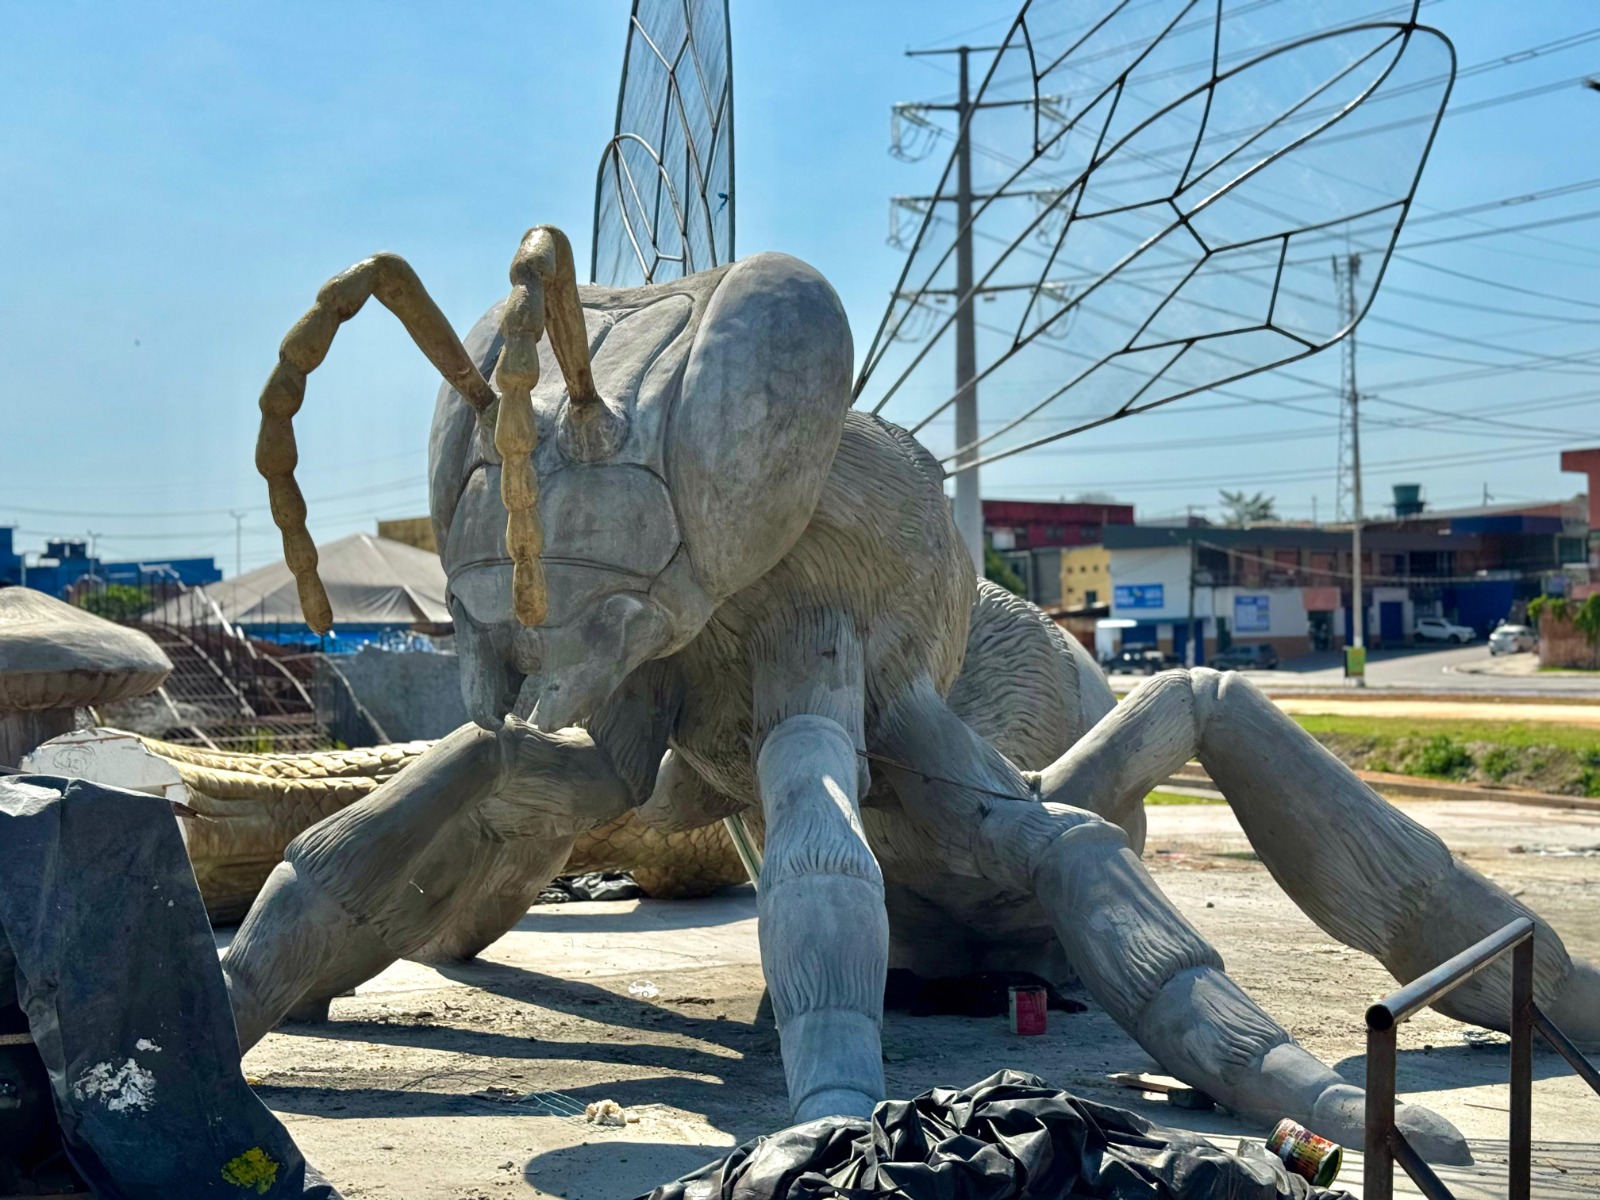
<box><xmin>376</xmin><ymin>516</ymin><xmax>437</xmax><ymax>554</ymax></box>
<box><xmin>1060</xmin><ymin>544</ymin><xmax>1110</xmax><ymax>610</ymax></box>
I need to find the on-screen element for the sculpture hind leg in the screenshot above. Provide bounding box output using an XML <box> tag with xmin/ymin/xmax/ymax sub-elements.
<box><xmin>875</xmin><ymin>676</ymin><xmax>1470</xmax><ymax>1162</ymax></box>
<box><xmin>1035</xmin><ymin>669</ymin><xmax>1600</xmax><ymax>1043</ymax></box>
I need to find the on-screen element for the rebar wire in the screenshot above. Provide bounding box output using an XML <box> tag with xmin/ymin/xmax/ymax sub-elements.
<box><xmin>856</xmin><ymin>748</ymin><xmax>1038</xmax><ymax>804</ymax></box>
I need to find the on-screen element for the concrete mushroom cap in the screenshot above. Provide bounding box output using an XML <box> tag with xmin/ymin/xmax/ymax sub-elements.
<box><xmin>0</xmin><ymin>587</ymin><xmax>172</xmax><ymax>711</ymax></box>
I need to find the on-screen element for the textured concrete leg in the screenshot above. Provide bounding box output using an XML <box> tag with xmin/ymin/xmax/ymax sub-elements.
<box><xmin>222</xmin><ymin>724</ymin><xmax>502</xmax><ymax>1049</ymax></box>
<box><xmin>225</xmin><ymin>859</ymin><xmax>400</xmax><ymax>1050</ymax></box>
<box><xmin>756</xmin><ymin>714</ymin><xmax>887</xmax><ymax>1122</ymax></box>
<box><xmin>1033</xmin><ymin>671</ymin><xmax>1208</xmax><ymax>838</ymax></box>
<box><xmin>751</xmin><ymin>610</ymin><xmax>886</xmax><ymax>1122</ymax></box>
<box><xmin>876</xmin><ymin>677</ymin><xmax>1468</xmax><ymax>1163</ymax></box>
<box><xmin>990</xmin><ymin>802</ymin><xmax>1466</xmax><ymax>1162</ymax></box>
<box><xmin>410</xmin><ymin>832</ymin><xmax>578</xmax><ymax>962</ymax></box>
<box><xmin>1051</xmin><ymin>670</ymin><xmax>1600</xmax><ymax>1044</ymax></box>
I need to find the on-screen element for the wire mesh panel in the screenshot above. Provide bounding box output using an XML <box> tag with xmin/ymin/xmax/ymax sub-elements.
<box><xmin>592</xmin><ymin>0</ymin><xmax>734</xmax><ymax>287</ymax></box>
<box><xmin>857</xmin><ymin>1</ymin><xmax>1455</xmax><ymax>471</ymax></box>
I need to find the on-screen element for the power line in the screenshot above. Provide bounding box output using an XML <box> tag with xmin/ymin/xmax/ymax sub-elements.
<box><xmin>1389</xmin><ymin>254</ymin><xmax>1600</xmax><ymax>311</ymax></box>
<box><xmin>0</xmin><ymin>475</ymin><xmax>425</xmax><ymax>522</ymax></box>
<box><xmin>1378</xmin><ymin>284</ymin><xmax>1600</xmax><ymax>325</ymax></box>
<box><xmin>1391</xmin><ymin>205</ymin><xmax>1600</xmax><ymax>251</ymax></box>
<box><xmin>986</xmin><ymin>437</ymin><xmax>1591</xmax><ymax>493</ymax></box>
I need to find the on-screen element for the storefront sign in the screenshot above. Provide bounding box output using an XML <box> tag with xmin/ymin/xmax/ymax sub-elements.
<box><xmin>1113</xmin><ymin>583</ymin><xmax>1165</xmax><ymax>610</ymax></box>
<box><xmin>1234</xmin><ymin>594</ymin><xmax>1271</xmax><ymax>632</ymax></box>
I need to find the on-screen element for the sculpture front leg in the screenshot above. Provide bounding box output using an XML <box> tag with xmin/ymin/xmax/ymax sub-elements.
<box><xmin>751</xmin><ymin>611</ymin><xmax>887</xmax><ymax>1122</ymax></box>
<box><xmin>223</xmin><ymin>717</ymin><xmax>646</xmax><ymax>1050</ymax></box>
<box><xmin>224</xmin><ymin>723</ymin><xmax>502</xmax><ymax>1048</ymax></box>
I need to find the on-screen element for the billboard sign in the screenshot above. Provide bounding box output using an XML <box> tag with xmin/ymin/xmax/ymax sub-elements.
<box><xmin>1113</xmin><ymin>583</ymin><xmax>1165</xmax><ymax>611</ymax></box>
<box><xmin>1234</xmin><ymin>594</ymin><xmax>1271</xmax><ymax>632</ymax></box>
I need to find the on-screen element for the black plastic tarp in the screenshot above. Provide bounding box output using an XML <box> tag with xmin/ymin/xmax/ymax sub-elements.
<box><xmin>0</xmin><ymin>774</ymin><xmax>340</xmax><ymax>1199</ymax></box>
<box><xmin>639</xmin><ymin>1071</ymin><xmax>1347</xmax><ymax>1200</ymax></box>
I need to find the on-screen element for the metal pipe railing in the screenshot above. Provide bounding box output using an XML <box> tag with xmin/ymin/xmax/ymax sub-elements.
<box><xmin>1364</xmin><ymin>917</ymin><xmax>1599</xmax><ymax>1200</ymax></box>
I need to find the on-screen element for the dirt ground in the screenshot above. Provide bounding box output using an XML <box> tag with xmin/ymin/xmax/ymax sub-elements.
<box><xmin>242</xmin><ymin>799</ymin><xmax>1600</xmax><ymax>1200</ymax></box>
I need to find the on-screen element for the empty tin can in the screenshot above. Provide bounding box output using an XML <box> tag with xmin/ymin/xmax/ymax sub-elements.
<box><xmin>1008</xmin><ymin>985</ymin><xmax>1047</xmax><ymax>1035</ymax></box>
<box><xmin>1265</xmin><ymin>1118</ymin><xmax>1343</xmax><ymax>1187</ymax></box>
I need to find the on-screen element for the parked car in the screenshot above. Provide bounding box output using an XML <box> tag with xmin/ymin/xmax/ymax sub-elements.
<box><xmin>1211</xmin><ymin>643</ymin><xmax>1279</xmax><ymax>671</ymax></box>
<box><xmin>1413</xmin><ymin>616</ymin><xmax>1475</xmax><ymax>644</ymax></box>
<box><xmin>1488</xmin><ymin>623</ymin><xmax>1537</xmax><ymax>655</ymax></box>
<box><xmin>1105</xmin><ymin>648</ymin><xmax>1179</xmax><ymax>675</ymax></box>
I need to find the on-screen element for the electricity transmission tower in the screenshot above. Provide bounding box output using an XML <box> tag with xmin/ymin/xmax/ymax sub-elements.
<box><xmin>1332</xmin><ymin>252</ymin><xmax>1366</xmax><ymax>664</ymax></box>
<box><xmin>891</xmin><ymin>44</ymin><xmax>1063</xmax><ymax>572</ymax></box>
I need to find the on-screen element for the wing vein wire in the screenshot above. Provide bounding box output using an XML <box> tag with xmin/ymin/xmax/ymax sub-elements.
<box><xmin>860</xmin><ymin>0</ymin><xmax>1454</xmax><ymax>472</ymax></box>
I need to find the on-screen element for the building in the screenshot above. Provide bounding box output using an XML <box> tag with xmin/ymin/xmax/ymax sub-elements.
<box><xmin>986</xmin><ymin>499</ymin><xmax>1134</xmax><ymax>610</ymax></box>
<box><xmin>1099</xmin><ymin>510</ymin><xmax>1580</xmax><ymax>663</ymax></box>
<box><xmin>376</xmin><ymin>516</ymin><xmax>438</xmax><ymax>554</ymax></box>
<box><xmin>0</xmin><ymin>528</ymin><xmax>220</xmax><ymax>599</ymax></box>
<box><xmin>1059</xmin><ymin>544</ymin><xmax>1111</xmax><ymax>610</ymax></box>
<box><xmin>1560</xmin><ymin>448</ymin><xmax>1600</xmax><ymax>570</ymax></box>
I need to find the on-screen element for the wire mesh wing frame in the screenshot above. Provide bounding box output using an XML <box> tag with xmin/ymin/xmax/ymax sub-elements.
<box><xmin>856</xmin><ymin>0</ymin><xmax>1456</xmax><ymax>473</ymax></box>
<box><xmin>592</xmin><ymin>0</ymin><xmax>735</xmax><ymax>288</ymax></box>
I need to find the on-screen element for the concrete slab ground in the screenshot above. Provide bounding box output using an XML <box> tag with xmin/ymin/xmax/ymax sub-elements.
<box><xmin>244</xmin><ymin>798</ymin><xmax>1600</xmax><ymax>1200</ymax></box>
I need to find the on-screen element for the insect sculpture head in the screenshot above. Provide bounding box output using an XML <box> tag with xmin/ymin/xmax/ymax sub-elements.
<box><xmin>256</xmin><ymin>226</ymin><xmax>853</xmax><ymax>731</ymax></box>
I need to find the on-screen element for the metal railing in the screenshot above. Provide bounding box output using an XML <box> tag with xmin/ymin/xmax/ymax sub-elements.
<box><xmin>1364</xmin><ymin>917</ymin><xmax>1600</xmax><ymax>1200</ymax></box>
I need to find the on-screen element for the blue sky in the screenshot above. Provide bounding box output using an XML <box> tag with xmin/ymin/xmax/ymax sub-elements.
<box><xmin>2</xmin><ymin>0</ymin><xmax>1598</xmax><ymax>572</ymax></box>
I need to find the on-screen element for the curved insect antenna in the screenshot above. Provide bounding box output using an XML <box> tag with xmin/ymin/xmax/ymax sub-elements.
<box><xmin>494</xmin><ymin>224</ymin><xmax>616</xmax><ymax>628</ymax></box>
<box><xmin>256</xmin><ymin>254</ymin><xmax>496</xmax><ymax>635</ymax></box>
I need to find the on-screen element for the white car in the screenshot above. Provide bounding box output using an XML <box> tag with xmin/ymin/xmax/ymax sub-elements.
<box><xmin>1414</xmin><ymin>616</ymin><xmax>1475</xmax><ymax>644</ymax></box>
<box><xmin>1489</xmin><ymin>624</ymin><xmax>1537</xmax><ymax>655</ymax></box>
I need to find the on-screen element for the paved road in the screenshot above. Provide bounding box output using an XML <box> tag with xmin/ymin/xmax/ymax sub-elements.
<box><xmin>1110</xmin><ymin>643</ymin><xmax>1600</xmax><ymax>697</ymax></box>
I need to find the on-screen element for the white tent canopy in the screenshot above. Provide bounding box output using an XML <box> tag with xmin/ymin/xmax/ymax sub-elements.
<box><xmin>157</xmin><ymin>533</ymin><xmax>451</xmax><ymax>628</ymax></box>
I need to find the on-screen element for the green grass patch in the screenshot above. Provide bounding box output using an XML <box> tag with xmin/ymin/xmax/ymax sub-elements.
<box><xmin>1144</xmin><ymin>790</ymin><xmax>1225</xmax><ymax>805</ymax></box>
<box><xmin>1291</xmin><ymin>714</ymin><xmax>1600</xmax><ymax>753</ymax></box>
<box><xmin>1290</xmin><ymin>714</ymin><xmax>1600</xmax><ymax>796</ymax></box>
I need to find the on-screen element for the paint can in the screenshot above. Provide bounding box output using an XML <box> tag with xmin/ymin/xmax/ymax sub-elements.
<box><xmin>1265</xmin><ymin>1118</ymin><xmax>1343</xmax><ymax>1187</ymax></box>
<box><xmin>1007</xmin><ymin>985</ymin><xmax>1047</xmax><ymax>1035</ymax></box>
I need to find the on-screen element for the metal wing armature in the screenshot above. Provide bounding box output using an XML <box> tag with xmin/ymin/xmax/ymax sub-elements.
<box><xmin>592</xmin><ymin>0</ymin><xmax>734</xmax><ymax>288</ymax></box>
<box><xmin>855</xmin><ymin>1</ymin><xmax>1456</xmax><ymax>472</ymax></box>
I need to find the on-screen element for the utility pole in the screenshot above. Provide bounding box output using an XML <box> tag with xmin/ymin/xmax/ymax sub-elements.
<box><xmin>230</xmin><ymin>511</ymin><xmax>247</xmax><ymax>578</ymax></box>
<box><xmin>1333</xmin><ymin>253</ymin><xmax>1366</xmax><ymax>683</ymax></box>
<box><xmin>1185</xmin><ymin>534</ymin><xmax>1198</xmax><ymax>668</ymax></box>
<box><xmin>952</xmin><ymin>47</ymin><xmax>981</xmax><ymax>575</ymax></box>
<box><xmin>901</xmin><ymin>44</ymin><xmax>985</xmax><ymax>572</ymax></box>
<box><xmin>896</xmin><ymin>44</ymin><xmax>1061</xmax><ymax>574</ymax></box>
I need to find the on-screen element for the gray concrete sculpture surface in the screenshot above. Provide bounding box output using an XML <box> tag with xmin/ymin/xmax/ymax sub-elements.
<box><xmin>220</xmin><ymin>226</ymin><xmax>1600</xmax><ymax>1165</ymax></box>
<box><xmin>0</xmin><ymin>588</ymin><xmax>172</xmax><ymax>764</ymax></box>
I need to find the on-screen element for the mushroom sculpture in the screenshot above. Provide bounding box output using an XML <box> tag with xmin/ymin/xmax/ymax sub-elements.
<box><xmin>0</xmin><ymin>588</ymin><xmax>171</xmax><ymax>766</ymax></box>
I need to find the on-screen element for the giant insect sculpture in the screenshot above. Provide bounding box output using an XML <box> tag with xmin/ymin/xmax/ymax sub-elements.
<box><xmin>222</xmin><ymin>223</ymin><xmax>1600</xmax><ymax>1165</ymax></box>
<box><xmin>215</xmin><ymin>0</ymin><xmax>1597</xmax><ymax>1169</ymax></box>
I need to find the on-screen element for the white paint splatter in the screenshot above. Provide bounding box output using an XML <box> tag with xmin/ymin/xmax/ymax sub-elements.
<box><xmin>72</xmin><ymin>1058</ymin><xmax>156</xmax><ymax>1113</ymax></box>
<box><xmin>134</xmin><ymin>1038</ymin><xmax>162</xmax><ymax>1053</ymax></box>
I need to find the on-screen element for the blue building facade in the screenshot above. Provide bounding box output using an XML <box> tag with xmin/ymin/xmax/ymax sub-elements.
<box><xmin>0</xmin><ymin>528</ymin><xmax>221</xmax><ymax>598</ymax></box>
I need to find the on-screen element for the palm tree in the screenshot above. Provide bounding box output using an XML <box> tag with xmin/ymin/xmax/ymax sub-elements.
<box><xmin>1218</xmin><ymin>489</ymin><xmax>1278</xmax><ymax>528</ymax></box>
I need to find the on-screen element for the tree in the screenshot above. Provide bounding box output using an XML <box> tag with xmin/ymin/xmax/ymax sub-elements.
<box><xmin>984</xmin><ymin>547</ymin><xmax>1026</xmax><ymax>597</ymax></box>
<box><xmin>77</xmin><ymin>584</ymin><xmax>152</xmax><ymax>623</ymax></box>
<box><xmin>1218</xmin><ymin>489</ymin><xmax>1278</xmax><ymax>528</ymax></box>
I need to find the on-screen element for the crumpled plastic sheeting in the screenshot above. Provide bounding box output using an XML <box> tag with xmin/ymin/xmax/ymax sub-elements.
<box><xmin>0</xmin><ymin>774</ymin><xmax>341</xmax><ymax>1199</ymax></box>
<box><xmin>639</xmin><ymin>1071</ymin><xmax>1348</xmax><ymax>1200</ymax></box>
